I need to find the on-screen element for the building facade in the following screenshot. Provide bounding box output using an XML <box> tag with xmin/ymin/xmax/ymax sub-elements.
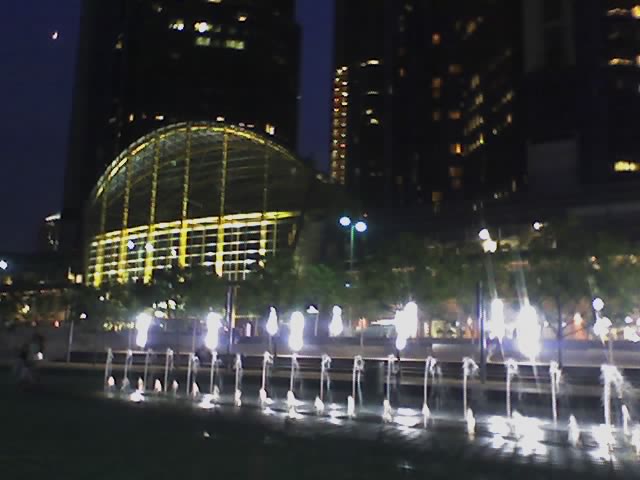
<box><xmin>333</xmin><ymin>0</ymin><xmax>640</xmax><ymax>211</ymax></box>
<box><xmin>63</xmin><ymin>0</ymin><xmax>300</xmax><ymax>253</ymax></box>
<box><xmin>85</xmin><ymin>122</ymin><xmax>325</xmax><ymax>287</ymax></box>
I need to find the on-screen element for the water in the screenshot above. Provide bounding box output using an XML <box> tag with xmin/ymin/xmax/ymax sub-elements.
<box><xmin>288</xmin><ymin>353</ymin><xmax>299</xmax><ymax>400</ymax></box>
<box><xmin>234</xmin><ymin>354</ymin><xmax>243</xmax><ymax>407</ymax></box>
<box><xmin>601</xmin><ymin>364</ymin><xmax>624</xmax><ymax>428</ymax></box>
<box><xmin>142</xmin><ymin>350</ymin><xmax>150</xmax><ymax>391</ymax></box>
<box><xmin>550</xmin><ymin>361</ymin><xmax>561</xmax><ymax>425</ymax></box>
<box><xmin>260</xmin><ymin>351</ymin><xmax>273</xmax><ymax>406</ymax></box>
<box><xmin>462</xmin><ymin>357</ymin><xmax>478</xmax><ymax>419</ymax></box>
<box><xmin>568</xmin><ymin>415</ymin><xmax>581</xmax><ymax>447</ymax></box>
<box><xmin>164</xmin><ymin>349</ymin><xmax>174</xmax><ymax>393</ymax></box>
<box><xmin>466</xmin><ymin>408</ymin><xmax>476</xmax><ymax>438</ymax></box>
<box><xmin>186</xmin><ymin>354</ymin><xmax>200</xmax><ymax>396</ymax></box>
<box><xmin>209</xmin><ymin>351</ymin><xmax>218</xmax><ymax>395</ymax></box>
<box><xmin>315</xmin><ymin>354</ymin><xmax>331</xmax><ymax>414</ymax></box>
<box><xmin>385</xmin><ymin>354</ymin><xmax>396</xmax><ymax>415</ymax></box>
<box><xmin>104</xmin><ymin>348</ymin><xmax>114</xmax><ymax>390</ymax></box>
<box><xmin>622</xmin><ymin>405</ymin><xmax>631</xmax><ymax>437</ymax></box>
<box><xmin>352</xmin><ymin>356</ymin><xmax>364</xmax><ymax>407</ymax></box>
<box><xmin>505</xmin><ymin>359</ymin><xmax>518</xmax><ymax>419</ymax></box>
<box><xmin>121</xmin><ymin>349</ymin><xmax>133</xmax><ymax>391</ymax></box>
<box><xmin>154</xmin><ymin>379</ymin><xmax>162</xmax><ymax>393</ymax></box>
<box><xmin>422</xmin><ymin>356</ymin><xmax>437</xmax><ymax>421</ymax></box>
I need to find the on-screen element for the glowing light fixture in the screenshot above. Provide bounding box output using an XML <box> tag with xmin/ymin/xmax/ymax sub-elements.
<box><xmin>592</xmin><ymin>297</ymin><xmax>605</xmax><ymax>312</ymax></box>
<box><xmin>135</xmin><ymin>312</ymin><xmax>153</xmax><ymax>349</ymax></box>
<box><xmin>204</xmin><ymin>312</ymin><xmax>222</xmax><ymax>351</ymax></box>
<box><xmin>516</xmin><ymin>304</ymin><xmax>540</xmax><ymax>360</ymax></box>
<box><xmin>329</xmin><ymin>305</ymin><xmax>344</xmax><ymax>337</ymax></box>
<box><xmin>266</xmin><ymin>307</ymin><xmax>278</xmax><ymax>337</ymax></box>
<box><xmin>355</xmin><ymin>221</ymin><xmax>368</xmax><ymax>233</ymax></box>
<box><xmin>288</xmin><ymin>311</ymin><xmax>305</xmax><ymax>352</ymax></box>
<box><xmin>339</xmin><ymin>216</ymin><xmax>352</xmax><ymax>227</ymax></box>
<box><xmin>478</xmin><ymin>228</ymin><xmax>490</xmax><ymax>241</ymax></box>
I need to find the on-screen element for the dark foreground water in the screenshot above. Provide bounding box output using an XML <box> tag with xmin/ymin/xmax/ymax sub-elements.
<box><xmin>0</xmin><ymin>365</ymin><xmax>638</xmax><ymax>479</ymax></box>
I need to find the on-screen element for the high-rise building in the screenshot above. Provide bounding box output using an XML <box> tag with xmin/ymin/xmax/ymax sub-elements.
<box><xmin>333</xmin><ymin>0</ymin><xmax>640</xmax><ymax>212</ymax></box>
<box><xmin>62</xmin><ymin>0</ymin><xmax>300</xmax><ymax>253</ymax></box>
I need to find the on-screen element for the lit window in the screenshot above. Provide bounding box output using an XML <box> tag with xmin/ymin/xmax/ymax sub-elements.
<box><xmin>449</xmin><ymin>167</ymin><xmax>463</xmax><ymax>178</ymax></box>
<box><xmin>366</xmin><ymin>59</ymin><xmax>380</xmax><ymax>65</ymax></box>
<box><xmin>115</xmin><ymin>39</ymin><xmax>124</xmax><ymax>50</ymax></box>
<box><xmin>128</xmin><ymin>113</ymin><xmax>135</xmax><ymax>123</ymax></box>
<box><xmin>432</xmin><ymin>77</ymin><xmax>442</xmax><ymax>88</ymax></box>
<box><xmin>432</xmin><ymin>33</ymin><xmax>441</xmax><ymax>45</ymax></box>
<box><xmin>237</xmin><ymin>13</ymin><xmax>248</xmax><ymax>22</ymax></box>
<box><xmin>195</xmin><ymin>37</ymin><xmax>212</xmax><ymax>47</ymax></box>
<box><xmin>609</xmin><ymin>58</ymin><xmax>633</xmax><ymax>66</ymax></box>
<box><xmin>169</xmin><ymin>19</ymin><xmax>185</xmax><ymax>31</ymax></box>
<box><xmin>449</xmin><ymin>64</ymin><xmax>462</xmax><ymax>75</ymax></box>
<box><xmin>433</xmin><ymin>111</ymin><xmax>441</xmax><ymax>121</ymax></box>
<box><xmin>471</xmin><ymin>75</ymin><xmax>480</xmax><ymax>89</ymax></box>
<box><xmin>195</xmin><ymin>22</ymin><xmax>212</xmax><ymax>33</ymax></box>
<box><xmin>155</xmin><ymin>114</ymin><xmax>164</xmax><ymax>121</ymax></box>
<box><xmin>216</xmin><ymin>116</ymin><xmax>225</xmax><ymax>122</ymax></box>
<box><xmin>399</xmin><ymin>67</ymin><xmax>407</xmax><ymax>77</ymax></box>
<box><xmin>365</xmin><ymin>109</ymin><xmax>373</xmax><ymax>115</ymax></box>
<box><xmin>370</xmin><ymin>118</ymin><xmax>380</xmax><ymax>125</ymax></box>
<box><xmin>432</xmin><ymin>191</ymin><xmax>443</xmax><ymax>203</ymax></box>
<box><xmin>449</xmin><ymin>110</ymin><xmax>461</xmax><ymax>120</ymax></box>
<box><xmin>614</xmin><ymin>160</ymin><xmax>640</xmax><ymax>172</ymax></box>
<box><xmin>366</xmin><ymin>91</ymin><xmax>380</xmax><ymax>95</ymax></box>
<box><xmin>225</xmin><ymin>39</ymin><xmax>245</xmax><ymax>50</ymax></box>
<box><xmin>633</xmin><ymin>6</ymin><xmax>640</xmax><ymax>18</ymax></box>
<box><xmin>506</xmin><ymin>113</ymin><xmax>513</xmax><ymax>123</ymax></box>
<box><xmin>451</xmin><ymin>144</ymin><xmax>463</xmax><ymax>155</ymax></box>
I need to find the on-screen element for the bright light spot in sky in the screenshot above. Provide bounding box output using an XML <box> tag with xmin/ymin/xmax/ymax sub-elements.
<box><xmin>52</xmin><ymin>31</ymin><xmax>59</xmax><ymax>40</ymax></box>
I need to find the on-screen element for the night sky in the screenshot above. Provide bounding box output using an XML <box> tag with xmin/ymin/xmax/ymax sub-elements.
<box><xmin>0</xmin><ymin>0</ymin><xmax>334</xmax><ymax>253</ymax></box>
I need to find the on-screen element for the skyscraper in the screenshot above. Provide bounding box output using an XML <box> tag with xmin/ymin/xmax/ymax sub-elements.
<box><xmin>62</xmin><ymin>0</ymin><xmax>300</xmax><ymax>253</ymax></box>
<box><xmin>333</xmin><ymin>0</ymin><xmax>640</xmax><ymax>213</ymax></box>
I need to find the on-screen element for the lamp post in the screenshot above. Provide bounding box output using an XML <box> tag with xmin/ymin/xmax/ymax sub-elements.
<box><xmin>339</xmin><ymin>216</ymin><xmax>367</xmax><ymax>272</ymax></box>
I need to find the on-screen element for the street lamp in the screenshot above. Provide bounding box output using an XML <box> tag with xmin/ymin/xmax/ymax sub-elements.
<box><xmin>339</xmin><ymin>216</ymin><xmax>368</xmax><ymax>271</ymax></box>
<box><xmin>0</xmin><ymin>259</ymin><xmax>8</xmax><ymax>271</ymax></box>
<box><xmin>329</xmin><ymin>305</ymin><xmax>344</xmax><ymax>337</ymax></box>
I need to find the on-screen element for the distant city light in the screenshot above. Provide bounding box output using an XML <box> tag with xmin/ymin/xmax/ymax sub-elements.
<box><xmin>52</xmin><ymin>31</ymin><xmax>59</xmax><ymax>40</ymax></box>
<box><xmin>79</xmin><ymin>313</ymin><xmax>87</xmax><ymax>320</ymax></box>
<box><xmin>127</xmin><ymin>240</ymin><xmax>135</xmax><ymax>250</ymax></box>
<box><xmin>592</xmin><ymin>297</ymin><xmax>605</xmax><ymax>312</ymax></box>
<box><xmin>533</xmin><ymin>222</ymin><xmax>544</xmax><ymax>231</ymax></box>
<box><xmin>339</xmin><ymin>216</ymin><xmax>352</xmax><ymax>227</ymax></box>
<box><xmin>0</xmin><ymin>260</ymin><xmax>7</xmax><ymax>270</ymax></box>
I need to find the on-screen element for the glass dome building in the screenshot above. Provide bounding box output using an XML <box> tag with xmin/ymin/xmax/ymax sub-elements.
<box><xmin>85</xmin><ymin>122</ymin><xmax>320</xmax><ymax>287</ymax></box>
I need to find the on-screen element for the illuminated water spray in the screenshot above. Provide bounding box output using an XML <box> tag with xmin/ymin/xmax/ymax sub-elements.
<box><xmin>462</xmin><ymin>357</ymin><xmax>478</xmax><ymax>419</ymax></box>
<box><xmin>104</xmin><ymin>348</ymin><xmax>114</xmax><ymax>390</ymax></box>
<box><xmin>164</xmin><ymin>348</ymin><xmax>174</xmax><ymax>393</ymax></box>
<box><xmin>516</xmin><ymin>304</ymin><xmax>540</xmax><ymax>361</ymax></box>
<box><xmin>234</xmin><ymin>354</ymin><xmax>243</xmax><ymax>407</ymax></box>
<box><xmin>348</xmin><ymin>355</ymin><xmax>364</xmax><ymax>417</ymax></box>
<box><xmin>287</xmin><ymin>311</ymin><xmax>304</xmax><ymax>415</ymax></box>
<box><xmin>568</xmin><ymin>415</ymin><xmax>581</xmax><ymax>447</ymax></box>
<box><xmin>315</xmin><ymin>354</ymin><xmax>331</xmax><ymax>414</ymax></box>
<box><xmin>260</xmin><ymin>351</ymin><xmax>274</xmax><ymax>406</ymax></box>
<box><xmin>205</xmin><ymin>312</ymin><xmax>222</xmax><ymax>396</ymax></box>
<box><xmin>329</xmin><ymin>305</ymin><xmax>344</xmax><ymax>337</ymax></box>
<box><xmin>422</xmin><ymin>356</ymin><xmax>437</xmax><ymax>422</ymax></box>
<box><xmin>549</xmin><ymin>362</ymin><xmax>561</xmax><ymax>425</ymax></box>
<box><xmin>505</xmin><ymin>359</ymin><xmax>518</xmax><ymax>419</ymax></box>
<box><xmin>601</xmin><ymin>364</ymin><xmax>624</xmax><ymax>428</ymax></box>
<box><xmin>121</xmin><ymin>349</ymin><xmax>133</xmax><ymax>391</ymax></box>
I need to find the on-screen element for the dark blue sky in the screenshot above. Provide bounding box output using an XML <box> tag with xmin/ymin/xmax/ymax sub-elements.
<box><xmin>0</xmin><ymin>0</ymin><xmax>334</xmax><ymax>253</ymax></box>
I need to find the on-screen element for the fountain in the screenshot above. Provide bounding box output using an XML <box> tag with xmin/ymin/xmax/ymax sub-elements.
<box><xmin>549</xmin><ymin>361</ymin><xmax>561</xmax><ymax>425</ymax></box>
<box><xmin>348</xmin><ymin>356</ymin><xmax>364</xmax><ymax>418</ymax></box>
<box><xmin>142</xmin><ymin>350</ymin><xmax>151</xmax><ymax>392</ymax></box>
<box><xmin>187</xmin><ymin>354</ymin><xmax>200</xmax><ymax>397</ymax></box>
<box><xmin>212</xmin><ymin>385</ymin><xmax>220</xmax><ymax>403</ymax></box>
<box><xmin>287</xmin><ymin>311</ymin><xmax>305</xmax><ymax>414</ymax></box>
<box><xmin>260</xmin><ymin>351</ymin><xmax>274</xmax><ymax>406</ymax></box>
<box><xmin>315</xmin><ymin>354</ymin><xmax>331</xmax><ymax>414</ymax></box>
<box><xmin>234</xmin><ymin>354</ymin><xmax>243</xmax><ymax>407</ymax></box>
<box><xmin>462</xmin><ymin>357</ymin><xmax>478</xmax><ymax>419</ymax></box>
<box><xmin>466</xmin><ymin>408</ymin><xmax>476</xmax><ymax>438</ymax></box>
<box><xmin>568</xmin><ymin>415</ymin><xmax>581</xmax><ymax>447</ymax></box>
<box><xmin>622</xmin><ymin>405</ymin><xmax>631</xmax><ymax>437</ymax></box>
<box><xmin>171</xmin><ymin>380</ymin><xmax>179</xmax><ymax>395</ymax></box>
<box><xmin>384</xmin><ymin>354</ymin><xmax>396</xmax><ymax>417</ymax></box>
<box><xmin>505</xmin><ymin>359</ymin><xmax>518</xmax><ymax>419</ymax></box>
<box><xmin>154</xmin><ymin>379</ymin><xmax>162</xmax><ymax>393</ymax></box>
<box><xmin>121</xmin><ymin>349</ymin><xmax>133</xmax><ymax>391</ymax></box>
<box><xmin>163</xmin><ymin>349</ymin><xmax>174</xmax><ymax>393</ymax></box>
<box><xmin>137</xmin><ymin>377</ymin><xmax>144</xmax><ymax>392</ymax></box>
<box><xmin>107</xmin><ymin>376</ymin><xmax>116</xmax><ymax>388</ymax></box>
<box><xmin>601</xmin><ymin>364</ymin><xmax>624</xmax><ymax>428</ymax></box>
<box><xmin>422</xmin><ymin>356</ymin><xmax>437</xmax><ymax>422</ymax></box>
<box><xmin>205</xmin><ymin>312</ymin><xmax>222</xmax><ymax>395</ymax></box>
<box><xmin>383</xmin><ymin>399</ymin><xmax>393</xmax><ymax>423</ymax></box>
<box><xmin>632</xmin><ymin>426</ymin><xmax>640</xmax><ymax>455</ymax></box>
<box><xmin>104</xmin><ymin>348</ymin><xmax>114</xmax><ymax>390</ymax></box>
<box><xmin>192</xmin><ymin>382</ymin><xmax>200</xmax><ymax>398</ymax></box>
<box><xmin>209</xmin><ymin>352</ymin><xmax>218</xmax><ymax>395</ymax></box>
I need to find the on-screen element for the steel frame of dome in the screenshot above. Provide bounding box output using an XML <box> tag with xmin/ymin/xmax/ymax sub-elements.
<box><xmin>85</xmin><ymin>122</ymin><xmax>313</xmax><ymax>287</ymax></box>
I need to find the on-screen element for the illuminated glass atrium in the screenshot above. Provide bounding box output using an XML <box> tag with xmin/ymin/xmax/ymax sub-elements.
<box><xmin>85</xmin><ymin>123</ymin><xmax>315</xmax><ymax>287</ymax></box>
